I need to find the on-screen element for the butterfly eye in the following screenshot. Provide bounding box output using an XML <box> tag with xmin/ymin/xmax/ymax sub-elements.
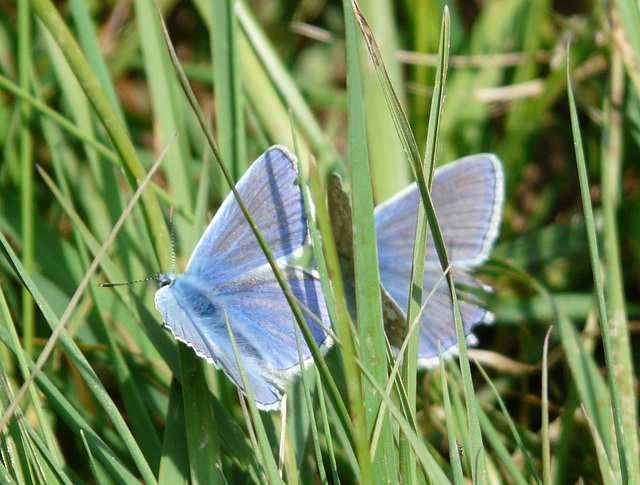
<box><xmin>156</xmin><ymin>273</ymin><xmax>173</xmax><ymax>288</ymax></box>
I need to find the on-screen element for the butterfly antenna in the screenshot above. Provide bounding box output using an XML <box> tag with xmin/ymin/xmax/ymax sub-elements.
<box><xmin>98</xmin><ymin>275</ymin><xmax>159</xmax><ymax>288</ymax></box>
<box><xmin>170</xmin><ymin>206</ymin><xmax>176</xmax><ymax>273</ymax></box>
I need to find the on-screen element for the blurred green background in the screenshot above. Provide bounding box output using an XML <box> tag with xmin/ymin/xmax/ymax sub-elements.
<box><xmin>0</xmin><ymin>0</ymin><xmax>638</xmax><ymax>483</ymax></box>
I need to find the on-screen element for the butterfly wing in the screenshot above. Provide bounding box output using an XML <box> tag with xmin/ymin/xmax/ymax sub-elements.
<box><xmin>375</xmin><ymin>154</ymin><xmax>504</xmax><ymax>362</ymax></box>
<box><xmin>155</xmin><ymin>265</ymin><xmax>330</xmax><ymax>410</ymax></box>
<box><xmin>376</xmin><ymin>154</ymin><xmax>504</xmax><ymax>268</ymax></box>
<box><xmin>186</xmin><ymin>145</ymin><xmax>308</xmax><ymax>282</ymax></box>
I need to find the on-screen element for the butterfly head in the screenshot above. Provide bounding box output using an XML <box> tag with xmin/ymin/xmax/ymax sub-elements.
<box><xmin>155</xmin><ymin>272</ymin><xmax>176</xmax><ymax>288</ymax></box>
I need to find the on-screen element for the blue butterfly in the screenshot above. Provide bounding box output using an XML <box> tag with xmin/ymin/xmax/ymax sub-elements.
<box><xmin>329</xmin><ymin>154</ymin><xmax>504</xmax><ymax>365</ymax></box>
<box><xmin>154</xmin><ymin>146</ymin><xmax>503</xmax><ymax>411</ymax></box>
<box><xmin>154</xmin><ymin>146</ymin><xmax>331</xmax><ymax>411</ymax></box>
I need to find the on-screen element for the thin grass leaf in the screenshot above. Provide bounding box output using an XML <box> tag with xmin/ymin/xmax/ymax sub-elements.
<box><xmin>370</xmin><ymin>266</ymin><xmax>452</xmax><ymax>458</ymax></box>
<box><xmin>475</xmin><ymin>362</ymin><xmax>540</xmax><ymax>484</ymax></box>
<box><xmin>475</xmin><ymin>408</ymin><xmax>529</xmax><ymax>485</ymax></box>
<box><xmin>568</xmin><ymin>57</ymin><xmax>631</xmax><ymax>483</ymax></box>
<box><xmin>22</xmin><ymin>419</ymin><xmax>79</xmax><ymax>485</ymax></box>
<box><xmin>315</xmin><ymin>366</ymin><xmax>341</xmax><ymax>485</ymax></box>
<box><xmin>293</xmin><ymin>323</ymin><xmax>328</xmax><ymax>484</ymax></box>
<box><xmin>601</xmin><ymin>48</ymin><xmax>640</xmax><ymax>482</ymax></box>
<box><xmin>439</xmin><ymin>345</ymin><xmax>464</xmax><ymax>485</ymax></box>
<box><xmin>136</xmin><ymin>0</ymin><xmax>193</xmax><ymax>217</ymax></box>
<box><xmin>541</xmin><ymin>327</ymin><xmax>552</xmax><ymax>484</ymax></box>
<box><xmin>0</xmin><ymin>364</ymin><xmax>31</xmax><ymax>485</ymax></box>
<box><xmin>211</xmin><ymin>0</ymin><xmax>245</xmax><ymax>181</ymax></box>
<box><xmin>237</xmin><ymin>393</ymin><xmax>266</xmax><ymax>482</ymax></box>
<box><xmin>18</xmin><ymin>0</ymin><xmax>35</xmax><ymax>363</ymax></box>
<box><xmin>355</xmin><ymin>0</ymin><xmax>409</xmax><ymax>201</ymax></box>
<box><xmin>356</xmin><ymin>360</ymin><xmax>451</xmax><ymax>483</ymax></box>
<box><xmin>178</xmin><ymin>348</ymin><xmax>223</xmax><ymax>485</ymax></box>
<box><xmin>306</xmin><ymin>161</ymin><xmax>364</xmax><ymax>477</ymax></box>
<box><xmin>67</xmin><ymin>0</ymin><xmax>126</xmax><ymax>125</ymax></box>
<box><xmin>235</xmin><ymin>1</ymin><xmax>340</xmax><ymax>171</ymax></box>
<box><xmin>0</xmin><ymin>74</ymin><xmax>117</xmax><ymax>163</ymax></box>
<box><xmin>343</xmin><ymin>0</ymin><xmax>395</xmax><ymax>453</ymax></box>
<box><xmin>192</xmin><ymin>0</ymin><xmax>313</xmax><ymax>165</ymax></box>
<box><xmin>157</xmin><ymin>380</ymin><xmax>189</xmax><ymax>485</ymax></box>
<box><xmin>223</xmin><ymin>307</ymin><xmax>281</xmax><ymax>484</ymax></box>
<box><xmin>582</xmin><ymin>404</ymin><xmax>620</xmax><ymax>485</ymax></box>
<box><xmin>0</xmin><ymin>466</ymin><xmax>17</xmax><ymax>485</ymax></box>
<box><xmin>80</xmin><ymin>430</ymin><xmax>108</xmax><ymax>485</ymax></box>
<box><xmin>613</xmin><ymin>0</ymin><xmax>640</xmax><ymax>95</ymax></box>
<box><xmin>403</xmin><ymin>9</ymin><xmax>449</xmax><ymax>483</ymax></box>
<box><xmin>340</xmin><ymin>0</ymin><xmax>390</xmax><ymax>481</ymax></box>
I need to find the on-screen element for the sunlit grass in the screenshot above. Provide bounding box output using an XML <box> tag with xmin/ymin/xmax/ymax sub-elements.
<box><xmin>0</xmin><ymin>0</ymin><xmax>639</xmax><ymax>483</ymax></box>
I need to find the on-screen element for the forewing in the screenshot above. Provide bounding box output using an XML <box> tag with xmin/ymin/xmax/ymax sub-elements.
<box><xmin>186</xmin><ymin>146</ymin><xmax>308</xmax><ymax>282</ymax></box>
<box><xmin>375</xmin><ymin>153</ymin><xmax>504</xmax><ymax>270</ymax></box>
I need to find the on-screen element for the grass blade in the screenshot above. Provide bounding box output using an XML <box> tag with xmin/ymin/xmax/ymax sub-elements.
<box><xmin>211</xmin><ymin>0</ymin><xmax>245</xmax><ymax>181</ymax></box>
<box><xmin>568</xmin><ymin>54</ymin><xmax>631</xmax><ymax>483</ymax></box>
<box><xmin>342</xmin><ymin>0</ymin><xmax>389</xmax><ymax>481</ymax></box>
<box><xmin>601</xmin><ymin>47</ymin><xmax>640</xmax><ymax>481</ymax></box>
<box><xmin>439</xmin><ymin>345</ymin><xmax>464</xmax><ymax>485</ymax></box>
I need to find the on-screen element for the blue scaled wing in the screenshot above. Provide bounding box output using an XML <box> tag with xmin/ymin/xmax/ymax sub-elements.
<box><xmin>154</xmin><ymin>146</ymin><xmax>330</xmax><ymax>410</ymax></box>
<box><xmin>186</xmin><ymin>146</ymin><xmax>309</xmax><ymax>281</ymax></box>
<box><xmin>375</xmin><ymin>154</ymin><xmax>504</xmax><ymax>364</ymax></box>
<box><xmin>155</xmin><ymin>266</ymin><xmax>329</xmax><ymax>410</ymax></box>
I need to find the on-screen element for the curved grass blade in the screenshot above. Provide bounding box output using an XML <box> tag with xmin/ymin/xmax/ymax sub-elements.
<box><xmin>439</xmin><ymin>344</ymin><xmax>464</xmax><ymax>485</ymax></box>
<box><xmin>601</xmin><ymin>48</ymin><xmax>640</xmax><ymax>480</ymax></box>
<box><xmin>80</xmin><ymin>430</ymin><xmax>108</xmax><ymax>485</ymax></box>
<box><xmin>351</xmin><ymin>1</ymin><xmax>487</xmax><ymax>480</ymax></box>
<box><xmin>178</xmin><ymin>349</ymin><xmax>222</xmax><ymax>485</ymax></box>
<box><xmin>582</xmin><ymin>404</ymin><xmax>620</xmax><ymax>485</ymax></box>
<box><xmin>293</xmin><ymin>323</ymin><xmax>328</xmax><ymax>484</ymax></box>
<box><xmin>475</xmin><ymin>362</ymin><xmax>540</xmax><ymax>485</ymax></box>
<box><xmin>341</xmin><ymin>1</ymin><xmax>388</xmax><ymax>481</ymax></box>
<box><xmin>235</xmin><ymin>0</ymin><xmax>340</xmax><ymax>172</ymax></box>
<box><xmin>568</xmin><ymin>56</ymin><xmax>631</xmax><ymax>483</ymax></box>
<box><xmin>356</xmin><ymin>360</ymin><xmax>451</xmax><ymax>483</ymax></box>
<box><xmin>211</xmin><ymin>0</ymin><xmax>245</xmax><ymax>182</ymax></box>
<box><xmin>224</xmin><ymin>308</ymin><xmax>281</xmax><ymax>484</ymax></box>
<box><xmin>541</xmin><ymin>327</ymin><xmax>552</xmax><ymax>484</ymax></box>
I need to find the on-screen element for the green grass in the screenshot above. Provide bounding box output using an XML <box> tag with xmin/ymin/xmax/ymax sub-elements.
<box><xmin>1</xmin><ymin>0</ymin><xmax>639</xmax><ymax>483</ymax></box>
